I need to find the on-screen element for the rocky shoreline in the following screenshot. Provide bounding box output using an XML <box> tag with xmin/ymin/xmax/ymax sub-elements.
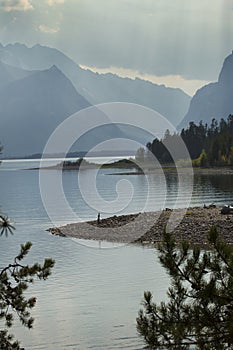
<box><xmin>48</xmin><ymin>206</ymin><xmax>233</xmax><ymax>245</ymax></box>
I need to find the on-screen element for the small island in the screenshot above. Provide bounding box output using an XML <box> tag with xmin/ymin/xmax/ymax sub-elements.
<box><xmin>43</xmin><ymin>158</ymin><xmax>98</xmax><ymax>170</ymax></box>
<box><xmin>32</xmin><ymin>157</ymin><xmax>141</xmax><ymax>171</ymax></box>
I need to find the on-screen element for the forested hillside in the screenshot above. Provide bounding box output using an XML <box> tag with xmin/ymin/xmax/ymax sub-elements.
<box><xmin>147</xmin><ymin>115</ymin><xmax>233</xmax><ymax>167</ymax></box>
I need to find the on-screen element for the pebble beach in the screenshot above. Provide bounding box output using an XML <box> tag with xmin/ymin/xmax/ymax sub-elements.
<box><xmin>48</xmin><ymin>206</ymin><xmax>233</xmax><ymax>245</ymax></box>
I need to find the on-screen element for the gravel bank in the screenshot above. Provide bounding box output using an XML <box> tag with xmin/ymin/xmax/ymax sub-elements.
<box><xmin>48</xmin><ymin>206</ymin><xmax>233</xmax><ymax>245</ymax></box>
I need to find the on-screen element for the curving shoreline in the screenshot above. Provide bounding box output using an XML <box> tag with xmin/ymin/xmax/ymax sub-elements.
<box><xmin>48</xmin><ymin>206</ymin><xmax>233</xmax><ymax>245</ymax></box>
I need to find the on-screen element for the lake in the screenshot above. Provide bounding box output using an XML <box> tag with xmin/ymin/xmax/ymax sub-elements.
<box><xmin>1</xmin><ymin>159</ymin><xmax>233</xmax><ymax>349</ymax></box>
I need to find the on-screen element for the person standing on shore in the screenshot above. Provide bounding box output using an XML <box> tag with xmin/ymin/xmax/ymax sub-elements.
<box><xmin>97</xmin><ymin>212</ymin><xmax>101</xmax><ymax>224</ymax></box>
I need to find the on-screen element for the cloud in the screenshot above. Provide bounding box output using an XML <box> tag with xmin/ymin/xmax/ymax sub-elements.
<box><xmin>38</xmin><ymin>24</ymin><xmax>59</xmax><ymax>33</ymax></box>
<box><xmin>0</xmin><ymin>0</ymin><xmax>231</xmax><ymax>84</ymax></box>
<box><xmin>47</xmin><ymin>0</ymin><xmax>64</xmax><ymax>5</ymax></box>
<box><xmin>0</xmin><ymin>0</ymin><xmax>33</xmax><ymax>11</ymax></box>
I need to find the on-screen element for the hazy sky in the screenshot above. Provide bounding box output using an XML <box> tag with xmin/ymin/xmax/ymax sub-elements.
<box><xmin>0</xmin><ymin>0</ymin><xmax>233</xmax><ymax>95</ymax></box>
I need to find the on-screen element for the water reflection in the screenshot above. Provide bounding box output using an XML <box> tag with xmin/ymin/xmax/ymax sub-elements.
<box><xmin>193</xmin><ymin>174</ymin><xmax>233</xmax><ymax>206</ymax></box>
<box><xmin>1</xmin><ymin>161</ymin><xmax>233</xmax><ymax>348</ymax></box>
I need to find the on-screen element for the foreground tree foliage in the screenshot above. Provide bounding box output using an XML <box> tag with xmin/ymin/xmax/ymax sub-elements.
<box><xmin>0</xmin><ymin>217</ymin><xmax>55</xmax><ymax>349</ymax></box>
<box><xmin>137</xmin><ymin>226</ymin><xmax>233</xmax><ymax>349</ymax></box>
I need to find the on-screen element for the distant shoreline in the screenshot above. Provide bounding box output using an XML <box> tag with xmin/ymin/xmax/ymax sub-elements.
<box><xmin>26</xmin><ymin>156</ymin><xmax>233</xmax><ymax>175</ymax></box>
<box><xmin>48</xmin><ymin>206</ymin><xmax>233</xmax><ymax>245</ymax></box>
<box><xmin>28</xmin><ymin>158</ymin><xmax>139</xmax><ymax>171</ymax></box>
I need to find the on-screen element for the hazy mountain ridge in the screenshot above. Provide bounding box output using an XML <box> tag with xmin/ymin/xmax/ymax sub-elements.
<box><xmin>0</xmin><ymin>43</ymin><xmax>191</xmax><ymax>125</ymax></box>
<box><xmin>0</xmin><ymin>60</ymin><xmax>33</xmax><ymax>91</ymax></box>
<box><xmin>0</xmin><ymin>60</ymin><xmax>149</xmax><ymax>157</ymax></box>
<box><xmin>0</xmin><ymin>42</ymin><xmax>192</xmax><ymax>156</ymax></box>
<box><xmin>179</xmin><ymin>51</ymin><xmax>233</xmax><ymax>129</ymax></box>
<box><xmin>80</xmin><ymin>71</ymin><xmax>190</xmax><ymax>125</ymax></box>
<box><xmin>0</xmin><ymin>63</ymin><xmax>91</xmax><ymax>156</ymax></box>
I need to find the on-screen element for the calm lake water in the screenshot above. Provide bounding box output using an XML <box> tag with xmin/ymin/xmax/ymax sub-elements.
<box><xmin>1</xmin><ymin>159</ymin><xmax>233</xmax><ymax>349</ymax></box>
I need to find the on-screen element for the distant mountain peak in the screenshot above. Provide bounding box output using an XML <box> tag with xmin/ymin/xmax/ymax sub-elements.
<box><xmin>0</xmin><ymin>61</ymin><xmax>90</xmax><ymax>156</ymax></box>
<box><xmin>5</xmin><ymin>42</ymin><xmax>27</xmax><ymax>49</ymax></box>
<box><xmin>48</xmin><ymin>64</ymin><xmax>61</xmax><ymax>73</ymax></box>
<box><xmin>32</xmin><ymin>43</ymin><xmax>42</xmax><ymax>48</ymax></box>
<box><xmin>218</xmin><ymin>51</ymin><xmax>233</xmax><ymax>86</ymax></box>
<box><xmin>179</xmin><ymin>50</ymin><xmax>233</xmax><ymax>129</ymax></box>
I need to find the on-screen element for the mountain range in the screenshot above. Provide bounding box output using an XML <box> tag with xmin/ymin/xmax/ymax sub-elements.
<box><xmin>1</xmin><ymin>43</ymin><xmax>233</xmax><ymax>157</ymax></box>
<box><xmin>0</xmin><ymin>43</ymin><xmax>190</xmax><ymax>157</ymax></box>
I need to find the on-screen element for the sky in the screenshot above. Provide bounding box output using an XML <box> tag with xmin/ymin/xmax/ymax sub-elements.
<box><xmin>0</xmin><ymin>0</ymin><xmax>233</xmax><ymax>95</ymax></box>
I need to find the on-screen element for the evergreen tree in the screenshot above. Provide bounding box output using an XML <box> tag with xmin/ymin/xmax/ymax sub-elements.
<box><xmin>180</xmin><ymin>121</ymin><xmax>207</xmax><ymax>159</ymax></box>
<box><xmin>137</xmin><ymin>226</ymin><xmax>233</xmax><ymax>349</ymax></box>
<box><xmin>136</xmin><ymin>147</ymin><xmax>146</xmax><ymax>162</ymax></box>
